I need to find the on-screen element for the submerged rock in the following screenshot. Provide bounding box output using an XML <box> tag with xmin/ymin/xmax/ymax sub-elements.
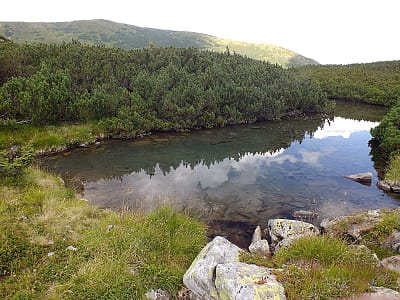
<box><xmin>183</xmin><ymin>236</ymin><xmax>241</xmax><ymax>299</ymax></box>
<box><xmin>292</xmin><ymin>210</ymin><xmax>319</xmax><ymax>220</ymax></box>
<box><xmin>267</xmin><ymin>219</ymin><xmax>319</xmax><ymax>250</ymax></box>
<box><xmin>343</xmin><ymin>172</ymin><xmax>372</xmax><ymax>186</ymax></box>
<box><xmin>214</xmin><ymin>262</ymin><xmax>286</xmax><ymax>300</ymax></box>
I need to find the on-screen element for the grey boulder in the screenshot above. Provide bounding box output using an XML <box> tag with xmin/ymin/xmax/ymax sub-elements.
<box><xmin>267</xmin><ymin>219</ymin><xmax>319</xmax><ymax>250</ymax></box>
<box><xmin>214</xmin><ymin>262</ymin><xmax>286</xmax><ymax>300</ymax></box>
<box><xmin>183</xmin><ymin>236</ymin><xmax>241</xmax><ymax>299</ymax></box>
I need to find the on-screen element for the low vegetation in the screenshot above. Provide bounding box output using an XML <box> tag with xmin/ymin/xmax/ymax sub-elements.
<box><xmin>386</xmin><ymin>155</ymin><xmax>400</xmax><ymax>186</ymax></box>
<box><xmin>0</xmin><ymin>40</ymin><xmax>332</xmax><ymax>138</ymax></box>
<box><xmin>241</xmin><ymin>235</ymin><xmax>399</xmax><ymax>300</ymax></box>
<box><xmin>0</xmin><ymin>167</ymin><xmax>206</xmax><ymax>299</ymax></box>
<box><xmin>297</xmin><ymin>61</ymin><xmax>400</xmax><ymax>106</ymax></box>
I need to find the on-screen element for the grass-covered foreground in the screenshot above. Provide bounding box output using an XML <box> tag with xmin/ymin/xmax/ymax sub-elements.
<box><xmin>0</xmin><ymin>168</ymin><xmax>206</xmax><ymax>299</ymax></box>
<box><xmin>241</xmin><ymin>235</ymin><xmax>400</xmax><ymax>300</ymax></box>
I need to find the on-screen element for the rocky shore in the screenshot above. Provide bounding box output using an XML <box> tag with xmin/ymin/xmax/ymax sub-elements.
<box><xmin>147</xmin><ymin>208</ymin><xmax>400</xmax><ymax>299</ymax></box>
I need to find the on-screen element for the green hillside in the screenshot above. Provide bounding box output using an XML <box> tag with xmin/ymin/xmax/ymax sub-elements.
<box><xmin>0</xmin><ymin>19</ymin><xmax>318</xmax><ymax>67</ymax></box>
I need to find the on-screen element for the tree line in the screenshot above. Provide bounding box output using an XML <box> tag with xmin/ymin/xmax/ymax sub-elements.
<box><xmin>296</xmin><ymin>60</ymin><xmax>400</xmax><ymax>167</ymax></box>
<box><xmin>296</xmin><ymin>61</ymin><xmax>400</xmax><ymax>106</ymax></box>
<box><xmin>0</xmin><ymin>40</ymin><xmax>332</xmax><ymax>137</ymax></box>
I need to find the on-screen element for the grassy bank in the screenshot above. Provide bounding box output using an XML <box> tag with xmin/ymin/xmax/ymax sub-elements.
<box><xmin>0</xmin><ymin>167</ymin><xmax>206</xmax><ymax>299</ymax></box>
<box><xmin>0</xmin><ymin>122</ymin><xmax>99</xmax><ymax>153</ymax></box>
<box><xmin>241</xmin><ymin>234</ymin><xmax>400</xmax><ymax>300</ymax></box>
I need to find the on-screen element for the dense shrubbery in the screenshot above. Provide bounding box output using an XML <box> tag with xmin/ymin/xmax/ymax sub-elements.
<box><xmin>0</xmin><ymin>40</ymin><xmax>331</xmax><ymax>137</ymax></box>
<box><xmin>296</xmin><ymin>61</ymin><xmax>400</xmax><ymax>106</ymax></box>
<box><xmin>371</xmin><ymin>103</ymin><xmax>400</xmax><ymax>155</ymax></box>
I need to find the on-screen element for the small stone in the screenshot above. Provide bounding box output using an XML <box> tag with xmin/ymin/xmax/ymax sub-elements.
<box><xmin>79</xmin><ymin>142</ymin><xmax>89</xmax><ymax>148</ymax></box>
<box><xmin>144</xmin><ymin>288</ymin><xmax>170</xmax><ymax>300</ymax></box>
<box><xmin>94</xmin><ymin>141</ymin><xmax>101</xmax><ymax>147</ymax></box>
<box><xmin>367</xmin><ymin>209</ymin><xmax>381</xmax><ymax>217</ymax></box>
<box><xmin>249</xmin><ymin>240</ymin><xmax>270</xmax><ymax>257</ymax></box>
<box><xmin>384</xmin><ymin>229</ymin><xmax>400</xmax><ymax>252</ymax></box>
<box><xmin>381</xmin><ymin>256</ymin><xmax>400</xmax><ymax>274</ymax></box>
<box><xmin>392</xmin><ymin>185</ymin><xmax>400</xmax><ymax>194</ymax></box>
<box><xmin>377</xmin><ymin>180</ymin><xmax>392</xmax><ymax>192</ymax></box>
<box><xmin>251</xmin><ymin>226</ymin><xmax>262</xmax><ymax>243</ymax></box>
<box><xmin>47</xmin><ymin>252</ymin><xmax>55</xmax><ymax>257</ymax></box>
<box><xmin>66</xmin><ymin>245</ymin><xmax>77</xmax><ymax>251</ymax></box>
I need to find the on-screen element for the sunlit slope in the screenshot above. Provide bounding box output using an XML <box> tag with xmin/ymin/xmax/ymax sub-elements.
<box><xmin>0</xmin><ymin>19</ymin><xmax>318</xmax><ymax>67</ymax></box>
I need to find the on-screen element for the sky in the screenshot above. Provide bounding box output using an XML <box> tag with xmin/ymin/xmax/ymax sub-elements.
<box><xmin>1</xmin><ymin>0</ymin><xmax>399</xmax><ymax>64</ymax></box>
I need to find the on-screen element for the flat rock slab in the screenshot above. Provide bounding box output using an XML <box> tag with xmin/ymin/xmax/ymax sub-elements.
<box><xmin>183</xmin><ymin>236</ymin><xmax>241</xmax><ymax>299</ymax></box>
<box><xmin>215</xmin><ymin>262</ymin><xmax>286</xmax><ymax>300</ymax></box>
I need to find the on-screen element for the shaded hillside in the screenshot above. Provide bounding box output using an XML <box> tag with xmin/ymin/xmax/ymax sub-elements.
<box><xmin>0</xmin><ymin>19</ymin><xmax>318</xmax><ymax>67</ymax></box>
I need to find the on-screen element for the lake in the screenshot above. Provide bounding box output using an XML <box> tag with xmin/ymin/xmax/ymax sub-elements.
<box><xmin>41</xmin><ymin>101</ymin><xmax>400</xmax><ymax>247</ymax></box>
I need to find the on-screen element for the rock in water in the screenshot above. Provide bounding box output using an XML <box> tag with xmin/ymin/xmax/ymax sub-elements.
<box><xmin>183</xmin><ymin>236</ymin><xmax>241</xmax><ymax>299</ymax></box>
<box><xmin>292</xmin><ymin>210</ymin><xmax>319</xmax><ymax>220</ymax></box>
<box><xmin>214</xmin><ymin>262</ymin><xmax>286</xmax><ymax>300</ymax></box>
<box><xmin>343</xmin><ymin>172</ymin><xmax>372</xmax><ymax>186</ymax></box>
<box><xmin>267</xmin><ymin>219</ymin><xmax>319</xmax><ymax>250</ymax></box>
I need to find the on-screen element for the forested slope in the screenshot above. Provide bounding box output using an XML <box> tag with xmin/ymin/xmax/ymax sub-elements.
<box><xmin>0</xmin><ymin>19</ymin><xmax>318</xmax><ymax>67</ymax></box>
<box><xmin>297</xmin><ymin>61</ymin><xmax>400</xmax><ymax>106</ymax></box>
<box><xmin>0</xmin><ymin>40</ymin><xmax>331</xmax><ymax>139</ymax></box>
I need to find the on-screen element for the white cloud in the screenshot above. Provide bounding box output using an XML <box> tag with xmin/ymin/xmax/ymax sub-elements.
<box><xmin>313</xmin><ymin>117</ymin><xmax>379</xmax><ymax>139</ymax></box>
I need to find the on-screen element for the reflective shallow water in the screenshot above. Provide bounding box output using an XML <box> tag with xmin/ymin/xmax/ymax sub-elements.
<box><xmin>42</xmin><ymin>102</ymin><xmax>399</xmax><ymax>246</ymax></box>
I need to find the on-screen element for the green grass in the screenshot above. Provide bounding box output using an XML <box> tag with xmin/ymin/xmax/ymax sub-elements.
<box><xmin>0</xmin><ymin>168</ymin><xmax>206</xmax><ymax>299</ymax></box>
<box><xmin>385</xmin><ymin>155</ymin><xmax>400</xmax><ymax>186</ymax></box>
<box><xmin>0</xmin><ymin>122</ymin><xmax>100</xmax><ymax>152</ymax></box>
<box><xmin>241</xmin><ymin>235</ymin><xmax>399</xmax><ymax>300</ymax></box>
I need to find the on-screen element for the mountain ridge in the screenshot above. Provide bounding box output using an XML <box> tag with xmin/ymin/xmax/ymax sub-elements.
<box><xmin>0</xmin><ymin>19</ymin><xmax>318</xmax><ymax>67</ymax></box>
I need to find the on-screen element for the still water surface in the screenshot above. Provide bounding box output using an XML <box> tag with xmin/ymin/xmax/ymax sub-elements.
<box><xmin>42</xmin><ymin>102</ymin><xmax>400</xmax><ymax>246</ymax></box>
